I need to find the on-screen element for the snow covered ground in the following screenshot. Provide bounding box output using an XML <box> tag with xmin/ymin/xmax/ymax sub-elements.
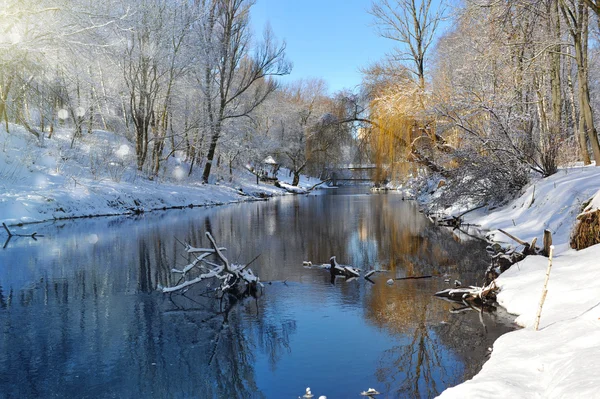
<box><xmin>4</xmin><ymin>124</ymin><xmax>600</xmax><ymax>398</ymax></box>
<box><xmin>0</xmin><ymin>124</ymin><xmax>321</xmax><ymax>226</ymax></box>
<box><xmin>439</xmin><ymin>166</ymin><xmax>600</xmax><ymax>398</ymax></box>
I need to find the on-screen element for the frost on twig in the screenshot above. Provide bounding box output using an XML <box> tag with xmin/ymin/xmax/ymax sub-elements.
<box><xmin>162</xmin><ymin>232</ymin><xmax>261</xmax><ymax>297</ymax></box>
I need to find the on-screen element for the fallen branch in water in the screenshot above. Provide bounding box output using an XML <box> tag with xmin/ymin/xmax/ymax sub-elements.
<box><xmin>2</xmin><ymin>222</ymin><xmax>42</xmax><ymax>239</ymax></box>
<box><xmin>395</xmin><ymin>275</ymin><xmax>432</xmax><ymax>280</ymax></box>
<box><xmin>162</xmin><ymin>232</ymin><xmax>262</xmax><ymax>297</ymax></box>
<box><xmin>307</xmin><ymin>179</ymin><xmax>332</xmax><ymax>191</ymax></box>
<box><xmin>434</xmin><ymin>281</ymin><xmax>498</xmax><ymax>305</ymax></box>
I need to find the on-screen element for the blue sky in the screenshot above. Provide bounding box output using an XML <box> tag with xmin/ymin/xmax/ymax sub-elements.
<box><xmin>251</xmin><ymin>0</ymin><xmax>396</xmax><ymax>94</ymax></box>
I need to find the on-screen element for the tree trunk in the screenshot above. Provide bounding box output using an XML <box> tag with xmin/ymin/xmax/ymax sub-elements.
<box><xmin>567</xmin><ymin>51</ymin><xmax>590</xmax><ymax>164</ymax></box>
<box><xmin>0</xmin><ymin>75</ymin><xmax>11</xmax><ymax>133</ymax></box>
<box><xmin>573</xmin><ymin>1</ymin><xmax>600</xmax><ymax>165</ymax></box>
<box><xmin>551</xmin><ymin>0</ymin><xmax>562</xmax><ymax>130</ymax></box>
<box><xmin>202</xmin><ymin>128</ymin><xmax>220</xmax><ymax>183</ymax></box>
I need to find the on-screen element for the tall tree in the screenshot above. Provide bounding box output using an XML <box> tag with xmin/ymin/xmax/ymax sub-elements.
<box><xmin>196</xmin><ymin>0</ymin><xmax>290</xmax><ymax>184</ymax></box>
<box><xmin>560</xmin><ymin>0</ymin><xmax>600</xmax><ymax>164</ymax></box>
<box><xmin>370</xmin><ymin>0</ymin><xmax>445</xmax><ymax>90</ymax></box>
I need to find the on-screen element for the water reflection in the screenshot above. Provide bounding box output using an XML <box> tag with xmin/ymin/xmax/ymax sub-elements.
<box><xmin>0</xmin><ymin>189</ymin><xmax>513</xmax><ymax>398</ymax></box>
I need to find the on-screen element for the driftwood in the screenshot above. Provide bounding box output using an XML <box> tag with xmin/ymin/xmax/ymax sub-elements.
<box><xmin>434</xmin><ymin>281</ymin><xmax>498</xmax><ymax>305</ymax></box>
<box><xmin>497</xmin><ymin>229</ymin><xmax>538</xmax><ymax>255</ymax></box>
<box><xmin>329</xmin><ymin>256</ymin><xmax>360</xmax><ymax>279</ymax></box>
<box><xmin>307</xmin><ymin>179</ymin><xmax>331</xmax><ymax>191</ymax></box>
<box><xmin>162</xmin><ymin>232</ymin><xmax>261</xmax><ymax>297</ymax></box>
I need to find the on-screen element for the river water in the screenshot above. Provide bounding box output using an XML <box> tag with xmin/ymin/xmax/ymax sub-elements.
<box><xmin>0</xmin><ymin>188</ymin><xmax>513</xmax><ymax>398</ymax></box>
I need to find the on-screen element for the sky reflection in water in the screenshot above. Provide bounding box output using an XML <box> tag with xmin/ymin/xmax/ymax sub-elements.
<box><xmin>0</xmin><ymin>188</ymin><xmax>514</xmax><ymax>398</ymax></box>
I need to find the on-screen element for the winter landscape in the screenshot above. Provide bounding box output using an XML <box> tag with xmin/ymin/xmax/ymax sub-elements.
<box><xmin>1</xmin><ymin>0</ymin><xmax>600</xmax><ymax>398</ymax></box>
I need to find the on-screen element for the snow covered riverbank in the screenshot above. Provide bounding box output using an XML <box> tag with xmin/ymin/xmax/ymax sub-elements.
<box><xmin>439</xmin><ymin>166</ymin><xmax>600</xmax><ymax>398</ymax></box>
<box><xmin>0</xmin><ymin>125</ymin><xmax>320</xmax><ymax>226</ymax></box>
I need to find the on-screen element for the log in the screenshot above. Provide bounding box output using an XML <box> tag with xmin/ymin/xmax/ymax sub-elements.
<box><xmin>307</xmin><ymin>179</ymin><xmax>331</xmax><ymax>191</ymax></box>
<box><xmin>434</xmin><ymin>281</ymin><xmax>498</xmax><ymax>304</ymax></box>
<box><xmin>329</xmin><ymin>256</ymin><xmax>360</xmax><ymax>278</ymax></box>
<box><xmin>364</xmin><ymin>270</ymin><xmax>376</xmax><ymax>279</ymax></box>
<box><xmin>455</xmin><ymin>204</ymin><xmax>487</xmax><ymax>218</ymax></box>
<box><xmin>527</xmin><ymin>237</ymin><xmax>538</xmax><ymax>255</ymax></box>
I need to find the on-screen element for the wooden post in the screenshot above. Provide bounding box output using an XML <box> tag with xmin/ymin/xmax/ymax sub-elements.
<box><xmin>534</xmin><ymin>245</ymin><xmax>554</xmax><ymax>331</ymax></box>
<box><xmin>543</xmin><ymin>229</ymin><xmax>553</xmax><ymax>256</ymax></box>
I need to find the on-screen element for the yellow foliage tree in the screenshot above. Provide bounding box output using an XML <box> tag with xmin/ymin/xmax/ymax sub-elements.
<box><xmin>363</xmin><ymin>62</ymin><xmax>437</xmax><ymax>184</ymax></box>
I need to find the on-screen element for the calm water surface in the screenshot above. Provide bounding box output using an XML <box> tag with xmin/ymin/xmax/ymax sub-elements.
<box><xmin>0</xmin><ymin>188</ymin><xmax>513</xmax><ymax>398</ymax></box>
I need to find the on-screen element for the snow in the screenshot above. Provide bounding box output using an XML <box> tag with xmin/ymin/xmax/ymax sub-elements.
<box><xmin>4</xmin><ymin>123</ymin><xmax>600</xmax><ymax>397</ymax></box>
<box><xmin>0</xmin><ymin>124</ymin><xmax>321</xmax><ymax>226</ymax></box>
<box><xmin>278</xmin><ymin>181</ymin><xmax>308</xmax><ymax>194</ymax></box>
<box><xmin>263</xmin><ymin>155</ymin><xmax>277</xmax><ymax>165</ymax></box>
<box><xmin>464</xmin><ymin>166</ymin><xmax>600</xmax><ymax>253</ymax></box>
<box><xmin>438</xmin><ymin>166</ymin><xmax>600</xmax><ymax>398</ymax></box>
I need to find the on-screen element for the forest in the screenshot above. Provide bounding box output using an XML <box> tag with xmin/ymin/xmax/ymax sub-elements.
<box><xmin>1</xmin><ymin>0</ymin><xmax>600</xmax><ymax>204</ymax></box>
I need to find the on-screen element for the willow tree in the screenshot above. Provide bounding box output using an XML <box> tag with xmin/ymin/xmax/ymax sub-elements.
<box><xmin>362</xmin><ymin>62</ymin><xmax>436</xmax><ymax>184</ymax></box>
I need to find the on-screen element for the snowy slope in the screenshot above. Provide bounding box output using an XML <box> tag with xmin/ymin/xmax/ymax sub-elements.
<box><xmin>0</xmin><ymin>125</ymin><xmax>321</xmax><ymax>226</ymax></box>
<box><xmin>466</xmin><ymin>166</ymin><xmax>600</xmax><ymax>253</ymax></box>
<box><xmin>439</xmin><ymin>166</ymin><xmax>600</xmax><ymax>398</ymax></box>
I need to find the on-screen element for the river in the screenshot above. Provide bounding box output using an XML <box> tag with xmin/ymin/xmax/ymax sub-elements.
<box><xmin>0</xmin><ymin>188</ymin><xmax>513</xmax><ymax>398</ymax></box>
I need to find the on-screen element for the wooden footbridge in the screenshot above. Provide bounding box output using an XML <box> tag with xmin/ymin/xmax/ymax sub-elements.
<box><xmin>324</xmin><ymin>164</ymin><xmax>378</xmax><ymax>185</ymax></box>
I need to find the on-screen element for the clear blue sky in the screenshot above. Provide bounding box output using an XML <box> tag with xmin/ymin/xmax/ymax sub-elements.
<box><xmin>250</xmin><ymin>0</ymin><xmax>396</xmax><ymax>94</ymax></box>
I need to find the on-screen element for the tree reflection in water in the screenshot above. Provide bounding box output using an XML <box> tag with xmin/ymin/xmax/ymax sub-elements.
<box><xmin>0</xmin><ymin>189</ymin><xmax>514</xmax><ymax>398</ymax></box>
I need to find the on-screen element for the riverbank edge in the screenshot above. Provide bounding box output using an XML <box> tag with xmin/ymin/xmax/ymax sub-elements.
<box><xmin>1</xmin><ymin>195</ymin><xmax>271</xmax><ymax>229</ymax></box>
<box><xmin>433</xmin><ymin>167</ymin><xmax>600</xmax><ymax>398</ymax></box>
<box><xmin>0</xmin><ymin>125</ymin><xmax>321</xmax><ymax>230</ymax></box>
<box><xmin>0</xmin><ymin>180</ymin><xmax>295</xmax><ymax>230</ymax></box>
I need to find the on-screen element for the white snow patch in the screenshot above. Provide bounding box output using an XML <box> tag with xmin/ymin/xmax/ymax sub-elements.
<box><xmin>0</xmin><ymin>124</ymin><xmax>323</xmax><ymax>225</ymax></box>
<box><xmin>438</xmin><ymin>166</ymin><xmax>600</xmax><ymax>398</ymax></box>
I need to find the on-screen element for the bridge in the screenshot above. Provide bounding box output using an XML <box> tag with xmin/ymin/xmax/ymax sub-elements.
<box><xmin>324</xmin><ymin>164</ymin><xmax>379</xmax><ymax>184</ymax></box>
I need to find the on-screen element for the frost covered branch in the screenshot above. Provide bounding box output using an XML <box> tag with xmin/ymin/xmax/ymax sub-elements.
<box><xmin>162</xmin><ymin>232</ymin><xmax>261</xmax><ymax>297</ymax></box>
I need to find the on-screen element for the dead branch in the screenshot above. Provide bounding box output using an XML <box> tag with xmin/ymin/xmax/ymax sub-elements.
<box><xmin>162</xmin><ymin>232</ymin><xmax>261</xmax><ymax>297</ymax></box>
<box><xmin>497</xmin><ymin>229</ymin><xmax>528</xmax><ymax>246</ymax></box>
<box><xmin>434</xmin><ymin>281</ymin><xmax>498</xmax><ymax>305</ymax></box>
<box><xmin>395</xmin><ymin>275</ymin><xmax>432</xmax><ymax>280</ymax></box>
<box><xmin>307</xmin><ymin>179</ymin><xmax>331</xmax><ymax>191</ymax></box>
<box><xmin>2</xmin><ymin>223</ymin><xmax>11</xmax><ymax>237</ymax></box>
<box><xmin>2</xmin><ymin>222</ymin><xmax>41</xmax><ymax>239</ymax></box>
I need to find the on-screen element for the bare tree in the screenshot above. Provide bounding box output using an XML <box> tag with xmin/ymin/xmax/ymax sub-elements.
<box><xmin>560</xmin><ymin>0</ymin><xmax>600</xmax><ymax>165</ymax></box>
<box><xmin>195</xmin><ymin>0</ymin><xmax>291</xmax><ymax>184</ymax></box>
<box><xmin>370</xmin><ymin>0</ymin><xmax>446</xmax><ymax>90</ymax></box>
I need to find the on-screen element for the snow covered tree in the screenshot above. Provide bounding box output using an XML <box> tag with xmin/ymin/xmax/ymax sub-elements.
<box><xmin>268</xmin><ymin>79</ymin><xmax>333</xmax><ymax>186</ymax></box>
<box><xmin>192</xmin><ymin>0</ymin><xmax>291</xmax><ymax>184</ymax></box>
